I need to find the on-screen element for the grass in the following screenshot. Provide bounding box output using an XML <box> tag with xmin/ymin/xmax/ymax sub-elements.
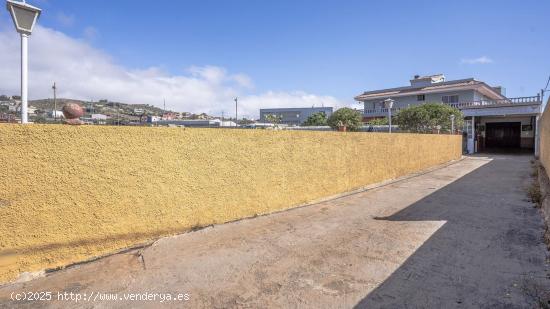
<box><xmin>528</xmin><ymin>183</ymin><xmax>543</xmax><ymax>207</ymax></box>
<box><xmin>528</xmin><ymin>160</ymin><xmax>543</xmax><ymax>207</ymax></box>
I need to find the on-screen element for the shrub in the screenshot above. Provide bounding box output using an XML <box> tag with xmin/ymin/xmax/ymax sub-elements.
<box><xmin>303</xmin><ymin>111</ymin><xmax>328</xmax><ymax>126</ymax></box>
<box><xmin>395</xmin><ymin>103</ymin><xmax>463</xmax><ymax>133</ymax></box>
<box><xmin>327</xmin><ymin>108</ymin><xmax>362</xmax><ymax>131</ymax></box>
<box><xmin>528</xmin><ymin>183</ymin><xmax>542</xmax><ymax>207</ymax></box>
<box><xmin>366</xmin><ymin>117</ymin><xmax>389</xmax><ymax>126</ymax></box>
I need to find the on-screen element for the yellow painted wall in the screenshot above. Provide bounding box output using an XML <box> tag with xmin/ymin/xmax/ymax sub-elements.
<box><xmin>540</xmin><ymin>101</ymin><xmax>550</xmax><ymax>172</ymax></box>
<box><xmin>0</xmin><ymin>125</ymin><xmax>461</xmax><ymax>283</ymax></box>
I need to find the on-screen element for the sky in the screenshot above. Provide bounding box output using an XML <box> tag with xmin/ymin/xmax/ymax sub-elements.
<box><xmin>0</xmin><ymin>0</ymin><xmax>549</xmax><ymax>118</ymax></box>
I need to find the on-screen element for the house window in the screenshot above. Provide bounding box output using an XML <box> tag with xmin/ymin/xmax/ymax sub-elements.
<box><xmin>417</xmin><ymin>94</ymin><xmax>425</xmax><ymax>101</ymax></box>
<box><xmin>442</xmin><ymin>95</ymin><xmax>459</xmax><ymax>104</ymax></box>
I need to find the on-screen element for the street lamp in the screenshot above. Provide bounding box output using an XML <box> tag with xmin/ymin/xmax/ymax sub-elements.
<box><xmin>383</xmin><ymin>98</ymin><xmax>394</xmax><ymax>133</ymax></box>
<box><xmin>6</xmin><ymin>0</ymin><xmax>41</xmax><ymax>124</ymax></box>
<box><xmin>450</xmin><ymin>114</ymin><xmax>455</xmax><ymax>134</ymax></box>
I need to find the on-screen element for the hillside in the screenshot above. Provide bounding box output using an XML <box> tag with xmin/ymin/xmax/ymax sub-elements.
<box><xmin>29</xmin><ymin>99</ymin><xmax>167</xmax><ymax>116</ymax></box>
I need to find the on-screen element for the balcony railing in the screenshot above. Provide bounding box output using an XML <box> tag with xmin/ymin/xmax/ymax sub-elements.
<box><xmin>363</xmin><ymin>95</ymin><xmax>541</xmax><ymax>115</ymax></box>
<box><xmin>363</xmin><ymin>107</ymin><xmax>402</xmax><ymax>115</ymax></box>
<box><xmin>448</xmin><ymin>95</ymin><xmax>541</xmax><ymax>109</ymax></box>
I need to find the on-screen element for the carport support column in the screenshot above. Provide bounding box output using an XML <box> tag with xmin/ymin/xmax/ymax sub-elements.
<box><xmin>467</xmin><ymin>116</ymin><xmax>475</xmax><ymax>154</ymax></box>
<box><xmin>535</xmin><ymin>115</ymin><xmax>540</xmax><ymax>157</ymax></box>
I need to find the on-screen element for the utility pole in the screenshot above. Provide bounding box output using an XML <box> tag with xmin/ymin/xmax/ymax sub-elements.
<box><xmin>163</xmin><ymin>98</ymin><xmax>166</xmax><ymax>115</ymax></box>
<box><xmin>52</xmin><ymin>82</ymin><xmax>56</xmax><ymax>121</ymax></box>
<box><xmin>234</xmin><ymin>97</ymin><xmax>238</xmax><ymax>127</ymax></box>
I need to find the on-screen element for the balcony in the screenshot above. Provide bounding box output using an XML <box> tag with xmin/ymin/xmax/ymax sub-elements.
<box><xmin>363</xmin><ymin>107</ymin><xmax>402</xmax><ymax>116</ymax></box>
<box><xmin>363</xmin><ymin>95</ymin><xmax>542</xmax><ymax>117</ymax></box>
<box><xmin>449</xmin><ymin>95</ymin><xmax>541</xmax><ymax>109</ymax></box>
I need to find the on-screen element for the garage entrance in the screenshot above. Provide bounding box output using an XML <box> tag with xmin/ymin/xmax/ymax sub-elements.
<box><xmin>485</xmin><ymin>122</ymin><xmax>521</xmax><ymax>149</ymax></box>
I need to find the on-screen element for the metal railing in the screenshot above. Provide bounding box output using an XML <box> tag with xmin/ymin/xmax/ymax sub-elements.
<box><xmin>364</xmin><ymin>107</ymin><xmax>402</xmax><ymax>115</ymax></box>
<box><xmin>449</xmin><ymin>95</ymin><xmax>541</xmax><ymax>109</ymax></box>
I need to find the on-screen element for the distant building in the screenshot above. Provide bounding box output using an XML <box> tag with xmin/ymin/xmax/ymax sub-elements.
<box><xmin>50</xmin><ymin>110</ymin><xmax>64</xmax><ymax>118</ymax></box>
<box><xmin>220</xmin><ymin>120</ymin><xmax>237</xmax><ymax>127</ymax></box>
<box><xmin>81</xmin><ymin>114</ymin><xmax>108</xmax><ymax>125</ymax></box>
<box><xmin>162</xmin><ymin>112</ymin><xmax>177</xmax><ymax>120</ymax></box>
<box><xmin>259</xmin><ymin>107</ymin><xmax>333</xmax><ymax>126</ymax></box>
<box><xmin>0</xmin><ymin>113</ymin><xmax>16</xmax><ymax>123</ymax></box>
<box><xmin>92</xmin><ymin>114</ymin><xmax>108</xmax><ymax>124</ymax></box>
<box><xmin>133</xmin><ymin>108</ymin><xmax>144</xmax><ymax>114</ymax></box>
<box><xmin>194</xmin><ymin>113</ymin><xmax>209</xmax><ymax>120</ymax></box>
<box><xmin>147</xmin><ymin>115</ymin><xmax>161</xmax><ymax>123</ymax></box>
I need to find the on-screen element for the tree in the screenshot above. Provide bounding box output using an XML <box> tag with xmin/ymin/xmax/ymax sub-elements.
<box><xmin>303</xmin><ymin>111</ymin><xmax>327</xmax><ymax>126</ymax></box>
<box><xmin>394</xmin><ymin>103</ymin><xmax>463</xmax><ymax>133</ymax></box>
<box><xmin>327</xmin><ymin>108</ymin><xmax>363</xmax><ymax>131</ymax></box>
<box><xmin>366</xmin><ymin>117</ymin><xmax>389</xmax><ymax>126</ymax></box>
<box><xmin>264</xmin><ymin>114</ymin><xmax>282</xmax><ymax>124</ymax></box>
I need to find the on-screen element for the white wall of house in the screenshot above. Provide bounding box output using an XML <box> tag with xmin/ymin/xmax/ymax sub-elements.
<box><xmin>363</xmin><ymin>89</ymin><xmax>478</xmax><ymax>110</ymax></box>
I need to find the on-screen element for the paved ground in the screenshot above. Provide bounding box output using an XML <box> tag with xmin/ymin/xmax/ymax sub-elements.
<box><xmin>1</xmin><ymin>155</ymin><xmax>549</xmax><ymax>308</ymax></box>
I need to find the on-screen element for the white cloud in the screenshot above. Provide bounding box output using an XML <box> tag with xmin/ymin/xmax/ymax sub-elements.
<box><xmin>0</xmin><ymin>25</ymin><xmax>343</xmax><ymax>118</ymax></box>
<box><xmin>460</xmin><ymin>56</ymin><xmax>493</xmax><ymax>65</ymax></box>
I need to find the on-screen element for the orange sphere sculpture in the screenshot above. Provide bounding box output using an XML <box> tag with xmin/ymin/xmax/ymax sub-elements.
<box><xmin>62</xmin><ymin>103</ymin><xmax>84</xmax><ymax>125</ymax></box>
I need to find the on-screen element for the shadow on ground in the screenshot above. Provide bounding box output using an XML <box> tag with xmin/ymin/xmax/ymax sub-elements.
<box><xmin>356</xmin><ymin>155</ymin><xmax>550</xmax><ymax>308</ymax></box>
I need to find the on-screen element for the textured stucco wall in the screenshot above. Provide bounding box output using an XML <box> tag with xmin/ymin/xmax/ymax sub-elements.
<box><xmin>0</xmin><ymin>125</ymin><xmax>461</xmax><ymax>283</ymax></box>
<box><xmin>539</xmin><ymin>101</ymin><xmax>550</xmax><ymax>246</ymax></box>
<box><xmin>540</xmin><ymin>102</ymin><xmax>550</xmax><ymax>172</ymax></box>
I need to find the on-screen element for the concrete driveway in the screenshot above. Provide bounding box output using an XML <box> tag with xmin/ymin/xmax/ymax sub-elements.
<box><xmin>1</xmin><ymin>155</ymin><xmax>549</xmax><ymax>308</ymax></box>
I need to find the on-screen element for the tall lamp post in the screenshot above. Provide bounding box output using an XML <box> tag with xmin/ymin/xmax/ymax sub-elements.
<box><xmin>6</xmin><ymin>0</ymin><xmax>41</xmax><ymax>124</ymax></box>
<box><xmin>384</xmin><ymin>98</ymin><xmax>394</xmax><ymax>133</ymax></box>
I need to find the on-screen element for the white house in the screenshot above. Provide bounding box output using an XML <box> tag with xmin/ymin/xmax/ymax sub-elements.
<box><xmin>354</xmin><ymin>74</ymin><xmax>542</xmax><ymax>154</ymax></box>
<box><xmin>50</xmin><ymin>110</ymin><xmax>64</xmax><ymax>118</ymax></box>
